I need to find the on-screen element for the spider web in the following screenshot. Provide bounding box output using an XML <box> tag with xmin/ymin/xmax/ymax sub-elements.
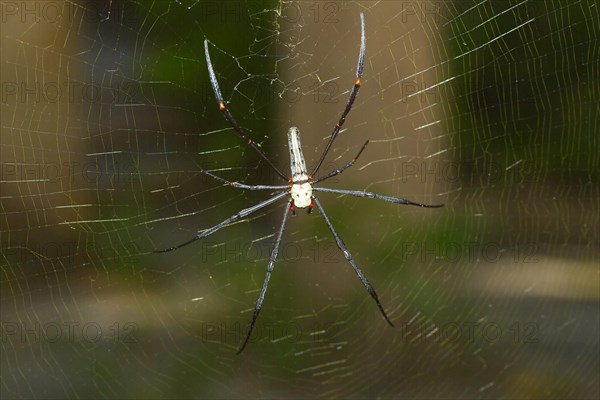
<box><xmin>1</xmin><ymin>0</ymin><xmax>598</xmax><ymax>398</ymax></box>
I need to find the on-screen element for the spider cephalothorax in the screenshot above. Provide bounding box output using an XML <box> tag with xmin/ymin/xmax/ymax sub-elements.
<box><xmin>155</xmin><ymin>13</ymin><xmax>443</xmax><ymax>354</ymax></box>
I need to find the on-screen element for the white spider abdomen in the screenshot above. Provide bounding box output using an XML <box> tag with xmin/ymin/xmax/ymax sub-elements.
<box><xmin>288</xmin><ymin>127</ymin><xmax>308</xmax><ymax>180</ymax></box>
<box><xmin>291</xmin><ymin>181</ymin><xmax>313</xmax><ymax>208</ymax></box>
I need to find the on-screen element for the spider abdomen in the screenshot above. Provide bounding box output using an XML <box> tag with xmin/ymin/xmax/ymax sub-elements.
<box><xmin>288</xmin><ymin>127</ymin><xmax>308</xmax><ymax>180</ymax></box>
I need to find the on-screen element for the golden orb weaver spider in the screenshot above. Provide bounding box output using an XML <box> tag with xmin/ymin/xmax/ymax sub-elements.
<box><xmin>155</xmin><ymin>13</ymin><xmax>443</xmax><ymax>353</ymax></box>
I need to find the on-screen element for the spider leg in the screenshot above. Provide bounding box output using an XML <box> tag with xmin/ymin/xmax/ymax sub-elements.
<box><xmin>237</xmin><ymin>200</ymin><xmax>292</xmax><ymax>354</ymax></box>
<box><xmin>200</xmin><ymin>168</ymin><xmax>288</xmax><ymax>191</ymax></box>
<box><xmin>312</xmin><ymin>197</ymin><xmax>394</xmax><ymax>327</ymax></box>
<box><xmin>153</xmin><ymin>192</ymin><xmax>288</xmax><ymax>253</ymax></box>
<box><xmin>204</xmin><ymin>40</ymin><xmax>288</xmax><ymax>182</ymax></box>
<box><xmin>313</xmin><ymin>187</ymin><xmax>444</xmax><ymax>208</ymax></box>
<box><xmin>311</xmin><ymin>12</ymin><xmax>366</xmax><ymax>176</ymax></box>
<box><xmin>312</xmin><ymin>140</ymin><xmax>369</xmax><ymax>184</ymax></box>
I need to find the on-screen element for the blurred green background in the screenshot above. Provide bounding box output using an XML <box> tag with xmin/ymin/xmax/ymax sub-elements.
<box><xmin>1</xmin><ymin>1</ymin><xmax>598</xmax><ymax>398</ymax></box>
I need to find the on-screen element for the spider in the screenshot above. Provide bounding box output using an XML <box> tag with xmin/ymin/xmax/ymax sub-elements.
<box><xmin>155</xmin><ymin>13</ymin><xmax>443</xmax><ymax>354</ymax></box>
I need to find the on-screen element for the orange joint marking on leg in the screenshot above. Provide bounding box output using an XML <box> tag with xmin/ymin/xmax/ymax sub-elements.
<box><xmin>219</xmin><ymin>103</ymin><xmax>226</xmax><ymax>111</ymax></box>
<box><xmin>229</xmin><ymin>182</ymin><xmax>235</xmax><ymax>187</ymax></box>
<box><xmin>355</xmin><ymin>78</ymin><xmax>361</xmax><ymax>87</ymax></box>
<box><xmin>247</xmin><ymin>139</ymin><xmax>252</xmax><ymax>144</ymax></box>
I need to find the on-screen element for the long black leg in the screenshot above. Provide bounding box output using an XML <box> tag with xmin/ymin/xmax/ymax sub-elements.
<box><xmin>199</xmin><ymin>168</ymin><xmax>288</xmax><ymax>191</ymax></box>
<box><xmin>153</xmin><ymin>192</ymin><xmax>288</xmax><ymax>253</ymax></box>
<box><xmin>204</xmin><ymin>40</ymin><xmax>289</xmax><ymax>182</ymax></box>
<box><xmin>311</xmin><ymin>12</ymin><xmax>366</xmax><ymax>176</ymax></box>
<box><xmin>312</xmin><ymin>140</ymin><xmax>369</xmax><ymax>184</ymax></box>
<box><xmin>313</xmin><ymin>187</ymin><xmax>444</xmax><ymax>208</ymax></box>
<box><xmin>312</xmin><ymin>197</ymin><xmax>394</xmax><ymax>327</ymax></box>
<box><xmin>237</xmin><ymin>200</ymin><xmax>292</xmax><ymax>354</ymax></box>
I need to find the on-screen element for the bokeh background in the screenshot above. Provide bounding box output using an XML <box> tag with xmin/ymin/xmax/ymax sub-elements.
<box><xmin>1</xmin><ymin>1</ymin><xmax>598</xmax><ymax>398</ymax></box>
